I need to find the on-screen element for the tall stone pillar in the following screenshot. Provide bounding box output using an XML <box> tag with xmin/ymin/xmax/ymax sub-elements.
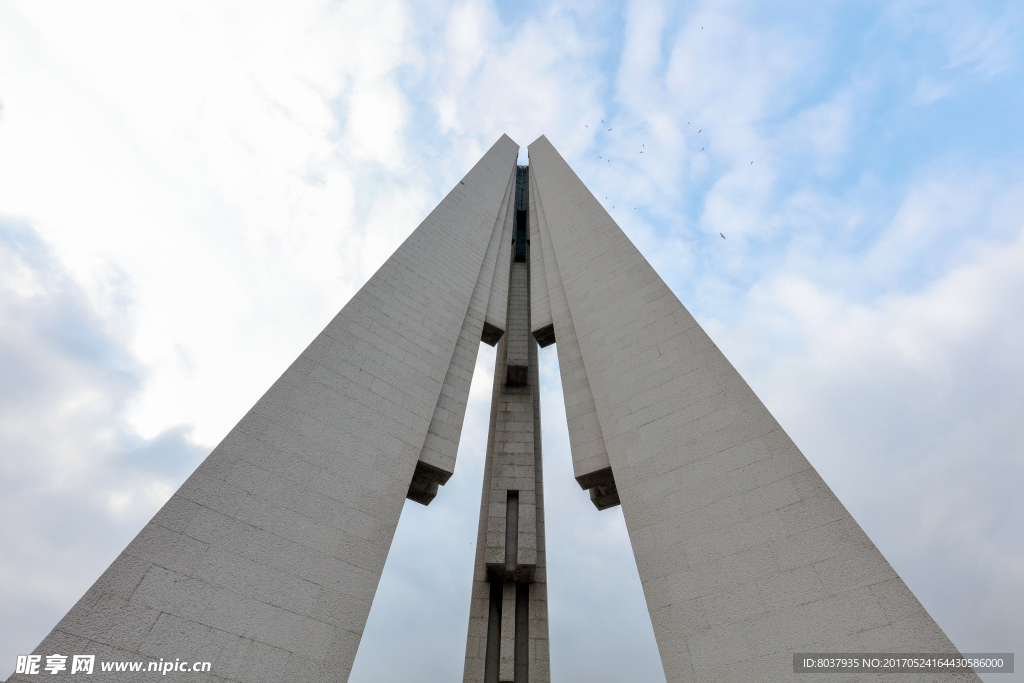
<box><xmin>464</xmin><ymin>166</ymin><xmax>550</xmax><ymax>683</ymax></box>
<box><xmin>13</xmin><ymin>137</ymin><xmax>520</xmax><ymax>683</ymax></box>
<box><xmin>527</xmin><ymin>135</ymin><xmax>977</xmax><ymax>682</ymax></box>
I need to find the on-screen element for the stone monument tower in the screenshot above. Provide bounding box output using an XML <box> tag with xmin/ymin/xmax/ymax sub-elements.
<box><xmin>13</xmin><ymin>135</ymin><xmax>974</xmax><ymax>682</ymax></box>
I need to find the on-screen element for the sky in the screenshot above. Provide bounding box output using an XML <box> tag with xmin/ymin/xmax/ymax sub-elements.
<box><xmin>0</xmin><ymin>0</ymin><xmax>1022</xmax><ymax>681</ymax></box>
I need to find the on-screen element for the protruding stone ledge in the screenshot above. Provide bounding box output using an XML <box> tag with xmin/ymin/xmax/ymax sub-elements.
<box><xmin>406</xmin><ymin>460</ymin><xmax>452</xmax><ymax>506</ymax></box>
<box><xmin>576</xmin><ymin>466</ymin><xmax>620</xmax><ymax>511</ymax></box>
<box><xmin>531</xmin><ymin>324</ymin><xmax>555</xmax><ymax>348</ymax></box>
<box><xmin>482</xmin><ymin>321</ymin><xmax>505</xmax><ymax>346</ymax></box>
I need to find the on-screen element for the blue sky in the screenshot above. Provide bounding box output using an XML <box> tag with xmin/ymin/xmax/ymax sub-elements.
<box><xmin>1</xmin><ymin>1</ymin><xmax>1022</xmax><ymax>681</ymax></box>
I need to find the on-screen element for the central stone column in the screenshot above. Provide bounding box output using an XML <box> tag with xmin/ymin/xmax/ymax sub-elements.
<box><xmin>464</xmin><ymin>166</ymin><xmax>550</xmax><ymax>683</ymax></box>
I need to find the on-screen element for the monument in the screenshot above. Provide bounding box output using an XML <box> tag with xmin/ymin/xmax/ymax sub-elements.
<box><xmin>13</xmin><ymin>135</ymin><xmax>975</xmax><ymax>682</ymax></box>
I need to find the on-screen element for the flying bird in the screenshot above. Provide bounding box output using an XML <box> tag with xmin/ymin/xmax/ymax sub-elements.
<box><xmin>608</xmin><ymin>128</ymin><xmax>612</xmax><ymax>131</ymax></box>
<box><xmin>701</xmin><ymin>147</ymin><xmax>704</xmax><ymax>150</ymax></box>
<box><xmin>698</xmin><ymin>129</ymin><xmax>702</xmax><ymax>133</ymax></box>
<box><xmin>460</xmin><ymin>181</ymin><xmax>465</xmax><ymax>185</ymax></box>
<box><xmin>720</xmin><ymin>233</ymin><xmax>726</xmax><ymax>239</ymax></box>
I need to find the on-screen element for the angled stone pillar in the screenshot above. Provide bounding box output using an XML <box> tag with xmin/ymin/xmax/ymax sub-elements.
<box><xmin>527</xmin><ymin>135</ymin><xmax>977</xmax><ymax>682</ymax></box>
<box><xmin>13</xmin><ymin>136</ymin><xmax>520</xmax><ymax>683</ymax></box>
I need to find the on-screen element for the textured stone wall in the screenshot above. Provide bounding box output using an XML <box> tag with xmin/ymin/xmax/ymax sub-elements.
<box><xmin>416</xmin><ymin>163</ymin><xmax>517</xmax><ymax>493</ymax></box>
<box><xmin>530</xmin><ymin>165</ymin><xmax>612</xmax><ymax>498</ymax></box>
<box><xmin>464</xmin><ymin>166</ymin><xmax>550</xmax><ymax>683</ymax></box>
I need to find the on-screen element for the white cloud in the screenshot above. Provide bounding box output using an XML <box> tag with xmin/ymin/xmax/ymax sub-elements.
<box><xmin>428</xmin><ymin>2</ymin><xmax>605</xmax><ymax>156</ymax></box>
<box><xmin>0</xmin><ymin>222</ymin><xmax>209</xmax><ymax>672</ymax></box>
<box><xmin>708</xmin><ymin>200</ymin><xmax>1024</xmax><ymax>668</ymax></box>
<box><xmin>910</xmin><ymin>74</ymin><xmax>953</xmax><ymax>105</ymax></box>
<box><xmin>0</xmin><ymin>0</ymin><xmax>429</xmax><ymax>445</ymax></box>
<box><xmin>887</xmin><ymin>0</ymin><xmax>1022</xmax><ymax>80</ymax></box>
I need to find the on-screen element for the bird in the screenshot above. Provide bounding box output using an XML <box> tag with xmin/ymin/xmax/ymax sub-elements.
<box><xmin>751</xmin><ymin>161</ymin><xmax>753</xmax><ymax>165</ymax></box>
<box><xmin>460</xmin><ymin>181</ymin><xmax>465</xmax><ymax>185</ymax></box>
<box><xmin>607</xmin><ymin>159</ymin><xmax>610</xmax><ymax>162</ymax></box>
<box><xmin>720</xmin><ymin>233</ymin><xmax>725</xmax><ymax>239</ymax></box>
<box><xmin>698</xmin><ymin>129</ymin><xmax>702</xmax><ymax>133</ymax></box>
<box><xmin>608</xmin><ymin>128</ymin><xmax>612</xmax><ymax>131</ymax></box>
<box><xmin>640</xmin><ymin>150</ymin><xmax>644</xmax><ymax>153</ymax></box>
<box><xmin>701</xmin><ymin>147</ymin><xmax>704</xmax><ymax>150</ymax></box>
<box><xmin>602</xmin><ymin>119</ymin><xmax>605</xmax><ymax>123</ymax></box>
<box><xmin>599</xmin><ymin>156</ymin><xmax>602</xmax><ymax>158</ymax></box>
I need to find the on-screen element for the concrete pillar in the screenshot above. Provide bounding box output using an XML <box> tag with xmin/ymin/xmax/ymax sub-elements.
<box><xmin>465</xmin><ymin>166</ymin><xmax>550</xmax><ymax>683</ymax></box>
<box><xmin>13</xmin><ymin>136</ymin><xmax>521</xmax><ymax>683</ymax></box>
<box><xmin>527</xmin><ymin>134</ymin><xmax>977</xmax><ymax>682</ymax></box>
